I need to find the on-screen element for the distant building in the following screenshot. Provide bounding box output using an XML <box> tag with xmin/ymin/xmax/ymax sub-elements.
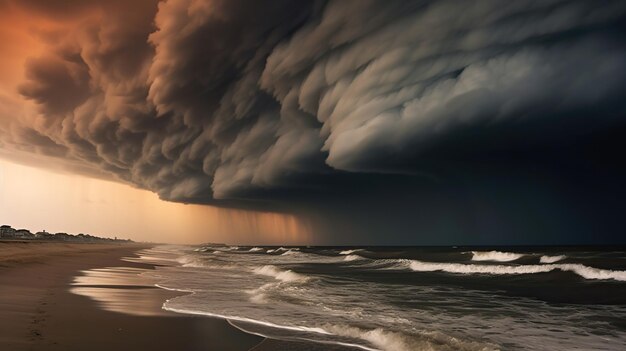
<box><xmin>1</xmin><ymin>224</ymin><xmax>131</xmax><ymax>243</ymax></box>
<box><xmin>14</xmin><ymin>229</ymin><xmax>34</xmax><ymax>239</ymax></box>
<box><xmin>54</xmin><ymin>233</ymin><xmax>71</xmax><ymax>241</ymax></box>
<box><xmin>36</xmin><ymin>231</ymin><xmax>55</xmax><ymax>240</ymax></box>
<box><xmin>35</xmin><ymin>230</ymin><xmax>50</xmax><ymax>239</ymax></box>
<box><xmin>1</xmin><ymin>225</ymin><xmax>16</xmax><ymax>238</ymax></box>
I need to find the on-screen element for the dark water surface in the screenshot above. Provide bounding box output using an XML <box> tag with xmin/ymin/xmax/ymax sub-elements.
<box><xmin>91</xmin><ymin>246</ymin><xmax>626</xmax><ymax>350</ymax></box>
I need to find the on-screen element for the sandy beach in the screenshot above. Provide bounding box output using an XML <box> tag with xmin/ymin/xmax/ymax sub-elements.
<box><xmin>0</xmin><ymin>241</ymin><xmax>262</xmax><ymax>351</ymax></box>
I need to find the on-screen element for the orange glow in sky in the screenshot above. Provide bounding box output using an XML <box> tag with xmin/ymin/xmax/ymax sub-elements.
<box><xmin>0</xmin><ymin>159</ymin><xmax>311</xmax><ymax>244</ymax></box>
<box><xmin>0</xmin><ymin>1</ymin><xmax>314</xmax><ymax>244</ymax></box>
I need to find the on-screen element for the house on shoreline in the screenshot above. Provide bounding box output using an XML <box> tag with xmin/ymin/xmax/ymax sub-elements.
<box><xmin>0</xmin><ymin>225</ymin><xmax>131</xmax><ymax>242</ymax></box>
<box><xmin>0</xmin><ymin>225</ymin><xmax>15</xmax><ymax>238</ymax></box>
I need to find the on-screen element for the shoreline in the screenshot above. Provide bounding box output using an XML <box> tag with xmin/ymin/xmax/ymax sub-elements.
<box><xmin>0</xmin><ymin>241</ymin><xmax>263</xmax><ymax>350</ymax></box>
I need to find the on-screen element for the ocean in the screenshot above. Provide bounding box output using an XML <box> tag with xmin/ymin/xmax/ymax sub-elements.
<box><xmin>82</xmin><ymin>245</ymin><xmax>626</xmax><ymax>350</ymax></box>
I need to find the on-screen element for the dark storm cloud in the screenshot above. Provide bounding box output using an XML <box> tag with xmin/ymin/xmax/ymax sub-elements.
<box><xmin>3</xmin><ymin>0</ymin><xmax>626</xmax><ymax>243</ymax></box>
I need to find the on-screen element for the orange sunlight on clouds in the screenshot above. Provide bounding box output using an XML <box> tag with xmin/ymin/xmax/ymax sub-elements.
<box><xmin>0</xmin><ymin>159</ymin><xmax>311</xmax><ymax>244</ymax></box>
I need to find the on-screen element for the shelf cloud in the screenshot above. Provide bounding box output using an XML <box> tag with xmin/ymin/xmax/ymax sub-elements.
<box><xmin>1</xmin><ymin>0</ymin><xmax>626</xmax><ymax>243</ymax></box>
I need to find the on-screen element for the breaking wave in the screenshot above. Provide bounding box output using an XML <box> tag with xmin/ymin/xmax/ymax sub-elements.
<box><xmin>176</xmin><ymin>256</ymin><xmax>204</xmax><ymax>267</ymax></box>
<box><xmin>323</xmin><ymin>324</ymin><xmax>498</xmax><ymax>351</ymax></box>
<box><xmin>253</xmin><ymin>265</ymin><xmax>309</xmax><ymax>283</ymax></box>
<box><xmin>340</xmin><ymin>249</ymin><xmax>362</xmax><ymax>255</ymax></box>
<box><xmin>540</xmin><ymin>255</ymin><xmax>566</xmax><ymax>263</ymax></box>
<box><xmin>408</xmin><ymin>260</ymin><xmax>626</xmax><ymax>281</ymax></box>
<box><xmin>138</xmin><ymin>246</ymin><xmax>626</xmax><ymax>351</ymax></box>
<box><xmin>344</xmin><ymin>255</ymin><xmax>365</xmax><ymax>262</ymax></box>
<box><xmin>471</xmin><ymin>251</ymin><xmax>524</xmax><ymax>262</ymax></box>
<box><xmin>248</xmin><ymin>247</ymin><xmax>264</xmax><ymax>252</ymax></box>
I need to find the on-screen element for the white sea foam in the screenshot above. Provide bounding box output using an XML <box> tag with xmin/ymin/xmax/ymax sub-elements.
<box><xmin>344</xmin><ymin>255</ymin><xmax>364</xmax><ymax>262</ymax></box>
<box><xmin>408</xmin><ymin>260</ymin><xmax>626</xmax><ymax>281</ymax></box>
<box><xmin>340</xmin><ymin>249</ymin><xmax>361</xmax><ymax>255</ymax></box>
<box><xmin>175</xmin><ymin>254</ymin><xmax>241</xmax><ymax>270</ymax></box>
<box><xmin>540</xmin><ymin>255</ymin><xmax>566</xmax><ymax>263</ymax></box>
<box><xmin>281</xmin><ymin>249</ymin><xmax>299</xmax><ymax>256</ymax></box>
<box><xmin>155</xmin><ymin>284</ymin><xmax>195</xmax><ymax>293</ymax></box>
<box><xmin>249</xmin><ymin>293</ymin><xmax>269</xmax><ymax>304</ymax></box>
<box><xmin>212</xmin><ymin>250</ymin><xmax>222</xmax><ymax>254</ymax></box>
<box><xmin>471</xmin><ymin>251</ymin><xmax>524</xmax><ymax>262</ymax></box>
<box><xmin>563</xmin><ymin>263</ymin><xmax>626</xmax><ymax>281</ymax></box>
<box><xmin>164</xmin><ymin>305</ymin><xmax>333</xmax><ymax>335</ymax></box>
<box><xmin>163</xmin><ymin>306</ymin><xmax>380</xmax><ymax>351</ymax></box>
<box><xmin>177</xmin><ymin>256</ymin><xmax>204</xmax><ymax>267</ymax></box>
<box><xmin>323</xmin><ymin>324</ymin><xmax>497</xmax><ymax>351</ymax></box>
<box><xmin>248</xmin><ymin>247</ymin><xmax>264</xmax><ymax>252</ymax></box>
<box><xmin>324</xmin><ymin>325</ymin><xmax>412</xmax><ymax>351</ymax></box>
<box><xmin>253</xmin><ymin>265</ymin><xmax>309</xmax><ymax>282</ymax></box>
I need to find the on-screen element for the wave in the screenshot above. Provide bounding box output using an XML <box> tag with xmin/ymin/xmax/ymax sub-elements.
<box><xmin>323</xmin><ymin>324</ymin><xmax>498</xmax><ymax>351</ymax></box>
<box><xmin>471</xmin><ymin>251</ymin><xmax>524</xmax><ymax>262</ymax></box>
<box><xmin>248</xmin><ymin>247</ymin><xmax>264</xmax><ymax>252</ymax></box>
<box><xmin>340</xmin><ymin>249</ymin><xmax>362</xmax><ymax>255</ymax></box>
<box><xmin>245</xmin><ymin>282</ymin><xmax>275</xmax><ymax>304</ymax></box>
<box><xmin>175</xmin><ymin>254</ymin><xmax>240</xmax><ymax>270</ymax></box>
<box><xmin>176</xmin><ymin>255</ymin><xmax>203</xmax><ymax>267</ymax></box>
<box><xmin>253</xmin><ymin>265</ymin><xmax>309</xmax><ymax>282</ymax></box>
<box><xmin>162</xmin><ymin>305</ymin><xmax>378</xmax><ymax>351</ymax></box>
<box><xmin>281</xmin><ymin>250</ymin><xmax>300</xmax><ymax>256</ymax></box>
<box><xmin>344</xmin><ymin>255</ymin><xmax>365</xmax><ymax>262</ymax></box>
<box><xmin>164</xmin><ymin>305</ymin><xmax>331</xmax><ymax>335</ymax></box>
<box><xmin>266</xmin><ymin>247</ymin><xmax>298</xmax><ymax>254</ymax></box>
<box><xmin>540</xmin><ymin>255</ymin><xmax>566</xmax><ymax>263</ymax></box>
<box><xmin>408</xmin><ymin>260</ymin><xmax>626</xmax><ymax>281</ymax></box>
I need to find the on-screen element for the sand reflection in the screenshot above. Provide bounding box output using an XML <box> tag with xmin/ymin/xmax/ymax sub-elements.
<box><xmin>71</xmin><ymin>267</ymin><xmax>176</xmax><ymax>317</ymax></box>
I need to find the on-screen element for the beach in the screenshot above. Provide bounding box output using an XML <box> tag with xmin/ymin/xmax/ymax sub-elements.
<box><xmin>0</xmin><ymin>241</ymin><xmax>262</xmax><ymax>351</ymax></box>
<box><xmin>4</xmin><ymin>241</ymin><xmax>623</xmax><ymax>350</ymax></box>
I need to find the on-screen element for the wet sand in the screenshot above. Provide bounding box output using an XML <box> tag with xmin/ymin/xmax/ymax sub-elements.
<box><xmin>0</xmin><ymin>241</ymin><xmax>262</xmax><ymax>351</ymax></box>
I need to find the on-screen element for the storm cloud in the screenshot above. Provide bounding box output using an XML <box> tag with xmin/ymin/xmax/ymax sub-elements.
<box><xmin>2</xmin><ymin>0</ymin><xmax>626</xmax><ymax>243</ymax></box>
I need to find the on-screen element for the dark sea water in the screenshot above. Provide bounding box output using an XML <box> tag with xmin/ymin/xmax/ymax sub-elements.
<box><xmin>122</xmin><ymin>246</ymin><xmax>626</xmax><ymax>350</ymax></box>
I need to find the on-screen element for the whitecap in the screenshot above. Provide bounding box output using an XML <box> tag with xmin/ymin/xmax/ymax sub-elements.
<box><xmin>340</xmin><ymin>249</ymin><xmax>361</xmax><ymax>255</ymax></box>
<box><xmin>344</xmin><ymin>255</ymin><xmax>364</xmax><ymax>262</ymax></box>
<box><xmin>471</xmin><ymin>251</ymin><xmax>524</xmax><ymax>262</ymax></box>
<box><xmin>408</xmin><ymin>260</ymin><xmax>626</xmax><ymax>281</ymax></box>
<box><xmin>176</xmin><ymin>256</ymin><xmax>205</xmax><ymax>267</ymax></box>
<box><xmin>253</xmin><ymin>265</ymin><xmax>309</xmax><ymax>282</ymax></box>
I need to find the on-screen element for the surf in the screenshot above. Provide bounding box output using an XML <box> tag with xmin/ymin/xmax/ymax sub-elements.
<box><xmin>408</xmin><ymin>260</ymin><xmax>626</xmax><ymax>281</ymax></box>
<box><xmin>470</xmin><ymin>251</ymin><xmax>524</xmax><ymax>262</ymax></box>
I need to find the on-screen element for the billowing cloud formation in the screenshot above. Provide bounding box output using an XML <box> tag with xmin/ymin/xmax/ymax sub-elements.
<box><xmin>1</xmin><ymin>0</ymin><xmax>626</xmax><ymax>243</ymax></box>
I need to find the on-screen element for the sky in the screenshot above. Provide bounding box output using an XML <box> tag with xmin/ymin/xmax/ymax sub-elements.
<box><xmin>0</xmin><ymin>159</ymin><xmax>311</xmax><ymax>244</ymax></box>
<box><xmin>0</xmin><ymin>0</ymin><xmax>625</xmax><ymax>245</ymax></box>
